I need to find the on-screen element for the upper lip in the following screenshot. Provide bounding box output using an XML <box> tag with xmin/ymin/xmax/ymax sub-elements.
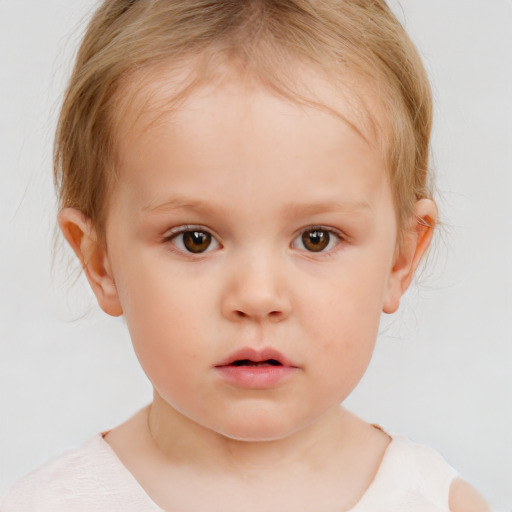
<box><xmin>215</xmin><ymin>347</ymin><xmax>299</xmax><ymax>368</ymax></box>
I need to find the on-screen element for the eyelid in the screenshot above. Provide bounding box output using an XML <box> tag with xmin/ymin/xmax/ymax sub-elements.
<box><xmin>162</xmin><ymin>225</ymin><xmax>222</xmax><ymax>253</ymax></box>
<box><xmin>162</xmin><ymin>224</ymin><xmax>214</xmax><ymax>239</ymax></box>
<box><xmin>161</xmin><ymin>224</ymin><xmax>346</xmax><ymax>255</ymax></box>
<box><xmin>291</xmin><ymin>225</ymin><xmax>346</xmax><ymax>252</ymax></box>
<box><xmin>295</xmin><ymin>225</ymin><xmax>346</xmax><ymax>239</ymax></box>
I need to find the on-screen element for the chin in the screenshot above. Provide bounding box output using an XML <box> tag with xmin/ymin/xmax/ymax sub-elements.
<box><xmin>213</xmin><ymin>410</ymin><xmax>304</xmax><ymax>442</ymax></box>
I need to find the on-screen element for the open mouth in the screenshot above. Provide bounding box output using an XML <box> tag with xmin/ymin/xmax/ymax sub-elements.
<box><xmin>215</xmin><ymin>350</ymin><xmax>297</xmax><ymax>387</ymax></box>
<box><xmin>230</xmin><ymin>359</ymin><xmax>283</xmax><ymax>367</ymax></box>
<box><xmin>215</xmin><ymin>347</ymin><xmax>298</xmax><ymax>369</ymax></box>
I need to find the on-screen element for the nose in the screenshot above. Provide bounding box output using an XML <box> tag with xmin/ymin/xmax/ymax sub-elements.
<box><xmin>221</xmin><ymin>251</ymin><xmax>292</xmax><ymax>323</ymax></box>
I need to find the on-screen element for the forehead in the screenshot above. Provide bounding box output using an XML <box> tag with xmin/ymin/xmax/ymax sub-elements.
<box><xmin>112</xmin><ymin>59</ymin><xmax>388</xmax><ymax>160</ymax></box>
<box><xmin>107</xmin><ymin>62</ymin><xmax>393</xmax><ymax>225</ymax></box>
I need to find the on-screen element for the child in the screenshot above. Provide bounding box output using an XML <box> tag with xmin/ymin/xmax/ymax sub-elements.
<box><xmin>1</xmin><ymin>0</ymin><xmax>491</xmax><ymax>510</ymax></box>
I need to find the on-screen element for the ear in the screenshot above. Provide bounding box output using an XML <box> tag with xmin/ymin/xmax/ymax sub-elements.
<box><xmin>58</xmin><ymin>208</ymin><xmax>123</xmax><ymax>317</ymax></box>
<box><xmin>383</xmin><ymin>199</ymin><xmax>437</xmax><ymax>314</ymax></box>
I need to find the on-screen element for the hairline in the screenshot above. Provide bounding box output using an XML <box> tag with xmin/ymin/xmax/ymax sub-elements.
<box><xmin>103</xmin><ymin>52</ymin><xmax>396</xmax><ymax>228</ymax></box>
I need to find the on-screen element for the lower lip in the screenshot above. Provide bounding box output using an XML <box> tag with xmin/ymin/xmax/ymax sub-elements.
<box><xmin>214</xmin><ymin>365</ymin><xmax>298</xmax><ymax>389</ymax></box>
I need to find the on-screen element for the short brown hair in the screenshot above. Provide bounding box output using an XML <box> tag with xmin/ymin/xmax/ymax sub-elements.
<box><xmin>54</xmin><ymin>0</ymin><xmax>434</xmax><ymax>243</ymax></box>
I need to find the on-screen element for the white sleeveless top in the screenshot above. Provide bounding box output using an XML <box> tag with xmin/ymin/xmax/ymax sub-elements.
<box><xmin>2</xmin><ymin>431</ymin><xmax>458</xmax><ymax>512</ymax></box>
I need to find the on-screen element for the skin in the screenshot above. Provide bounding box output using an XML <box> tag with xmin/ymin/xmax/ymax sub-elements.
<box><xmin>59</xmin><ymin>66</ymin><xmax>488</xmax><ymax>511</ymax></box>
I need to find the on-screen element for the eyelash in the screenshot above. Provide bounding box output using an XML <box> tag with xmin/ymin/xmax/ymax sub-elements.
<box><xmin>291</xmin><ymin>226</ymin><xmax>345</xmax><ymax>256</ymax></box>
<box><xmin>162</xmin><ymin>225</ymin><xmax>345</xmax><ymax>256</ymax></box>
<box><xmin>162</xmin><ymin>225</ymin><xmax>221</xmax><ymax>255</ymax></box>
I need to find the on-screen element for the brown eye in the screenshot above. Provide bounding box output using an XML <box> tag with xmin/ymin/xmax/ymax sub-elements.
<box><xmin>182</xmin><ymin>231</ymin><xmax>213</xmax><ymax>253</ymax></box>
<box><xmin>301</xmin><ymin>230</ymin><xmax>330</xmax><ymax>252</ymax></box>
<box><xmin>166</xmin><ymin>227</ymin><xmax>221</xmax><ymax>255</ymax></box>
<box><xmin>292</xmin><ymin>227</ymin><xmax>342</xmax><ymax>254</ymax></box>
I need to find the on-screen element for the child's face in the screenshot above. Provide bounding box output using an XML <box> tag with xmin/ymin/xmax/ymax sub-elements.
<box><xmin>81</xmin><ymin>68</ymin><xmax>417</xmax><ymax>441</ymax></box>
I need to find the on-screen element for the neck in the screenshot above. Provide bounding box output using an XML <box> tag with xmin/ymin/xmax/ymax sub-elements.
<box><xmin>146</xmin><ymin>393</ymin><xmax>356</xmax><ymax>477</ymax></box>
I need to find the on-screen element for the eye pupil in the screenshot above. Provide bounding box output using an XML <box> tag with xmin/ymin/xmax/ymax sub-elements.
<box><xmin>183</xmin><ymin>231</ymin><xmax>211</xmax><ymax>253</ymax></box>
<box><xmin>302</xmin><ymin>230</ymin><xmax>330</xmax><ymax>252</ymax></box>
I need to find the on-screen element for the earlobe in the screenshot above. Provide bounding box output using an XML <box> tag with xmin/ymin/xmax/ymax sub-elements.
<box><xmin>383</xmin><ymin>199</ymin><xmax>437</xmax><ymax>314</ymax></box>
<box><xmin>58</xmin><ymin>208</ymin><xmax>123</xmax><ymax>317</ymax></box>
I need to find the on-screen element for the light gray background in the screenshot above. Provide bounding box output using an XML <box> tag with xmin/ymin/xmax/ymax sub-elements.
<box><xmin>0</xmin><ymin>1</ymin><xmax>510</xmax><ymax>509</ymax></box>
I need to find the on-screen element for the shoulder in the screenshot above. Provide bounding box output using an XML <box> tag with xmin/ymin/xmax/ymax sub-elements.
<box><xmin>1</xmin><ymin>436</ymin><xmax>106</xmax><ymax>511</ymax></box>
<box><xmin>384</xmin><ymin>433</ymin><xmax>490</xmax><ymax>511</ymax></box>
<box><xmin>360</xmin><ymin>431</ymin><xmax>458</xmax><ymax>509</ymax></box>
<box><xmin>386</xmin><ymin>433</ymin><xmax>459</xmax><ymax>487</ymax></box>
<box><xmin>0</xmin><ymin>435</ymin><xmax>156</xmax><ymax>512</ymax></box>
<box><xmin>389</xmin><ymin>436</ymin><xmax>490</xmax><ymax>511</ymax></box>
<box><xmin>449</xmin><ymin>478</ymin><xmax>491</xmax><ymax>512</ymax></box>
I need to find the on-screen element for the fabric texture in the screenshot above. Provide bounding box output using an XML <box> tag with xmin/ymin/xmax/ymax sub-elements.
<box><xmin>1</xmin><ymin>430</ymin><xmax>458</xmax><ymax>511</ymax></box>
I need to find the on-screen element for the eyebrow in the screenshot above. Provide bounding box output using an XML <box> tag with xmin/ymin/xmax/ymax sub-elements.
<box><xmin>281</xmin><ymin>199</ymin><xmax>372</xmax><ymax>219</ymax></box>
<box><xmin>142</xmin><ymin>195</ymin><xmax>372</xmax><ymax>218</ymax></box>
<box><xmin>142</xmin><ymin>196</ymin><xmax>232</xmax><ymax>216</ymax></box>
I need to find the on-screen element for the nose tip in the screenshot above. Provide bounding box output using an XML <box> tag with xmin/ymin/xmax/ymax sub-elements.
<box><xmin>226</xmin><ymin>289</ymin><xmax>291</xmax><ymax>323</ymax></box>
<box><xmin>221</xmin><ymin>259</ymin><xmax>292</xmax><ymax>323</ymax></box>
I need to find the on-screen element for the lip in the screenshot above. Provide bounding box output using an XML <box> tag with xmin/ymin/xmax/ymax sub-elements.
<box><xmin>214</xmin><ymin>347</ymin><xmax>299</xmax><ymax>389</ymax></box>
<box><xmin>215</xmin><ymin>347</ymin><xmax>299</xmax><ymax>368</ymax></box>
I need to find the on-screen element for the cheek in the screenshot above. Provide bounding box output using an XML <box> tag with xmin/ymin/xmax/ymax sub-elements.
<box><xmin>298</xmin><ymin>257</ymin><xmax>388</xmax><ymax>379</ymax></box>
<box><xmin>304</xmin><ymin>259</ymin><xmax>388</xmax><ymax>335</ymax></box>
<box><xmin>113</xmin><ymin>256</ymin><xmax>214</xmax><ymax>377</ymax></box>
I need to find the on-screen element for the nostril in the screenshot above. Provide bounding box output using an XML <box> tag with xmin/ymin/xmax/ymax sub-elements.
<box><xmin>233</xmin><ymin>310</ymin><xmax>283</xmax><ymax>321</ymax></box>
